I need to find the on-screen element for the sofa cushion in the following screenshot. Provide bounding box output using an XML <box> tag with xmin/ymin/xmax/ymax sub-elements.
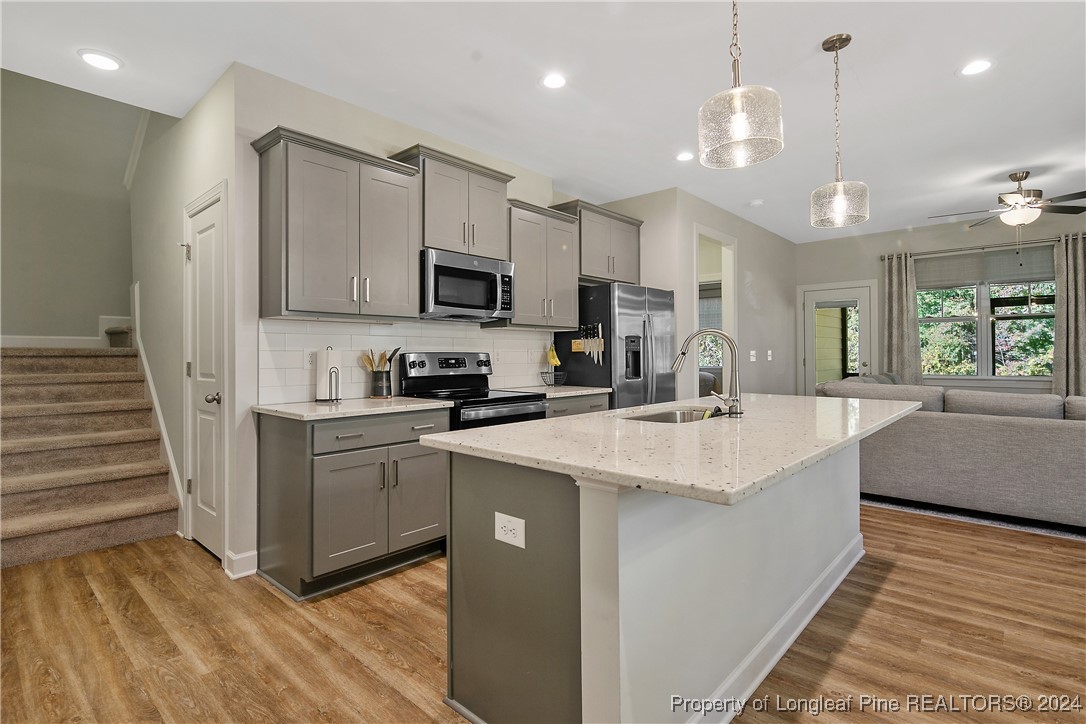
<box><xmin>819</xmin><ymin>380</ymin><xmax>945</xmax><ymax>412</ymax></box>
<box><xmin>1065</xmin><ymin>396</ymin><xmax>1086</xmax><ymax>421</ymax></box>
<box><xmin>869</xmin><ymin>373</ymin><xmax>895</xmax><ymax>384</ymax></box>
<box><xmin>944</xmin><ymin>389</ymin><xmax>1064</xmax><ymax>419</ymax></box>
<box><xmin>884</xmin><ymin>373</ymin><xmax>904</xmax><ymax>384</ymax></box>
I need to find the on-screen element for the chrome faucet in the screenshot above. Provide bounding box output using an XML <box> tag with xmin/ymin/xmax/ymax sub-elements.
<box><xmin>671</xmin><ymin>328</ymin><xmax>743</xmax><ymax>417</ymax></box>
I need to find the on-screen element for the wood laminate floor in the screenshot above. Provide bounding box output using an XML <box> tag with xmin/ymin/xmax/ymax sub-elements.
<box><xmin>1</xmin><ymin>505</ymin><xmax>1083</xmax><ymax>723</ymax></box>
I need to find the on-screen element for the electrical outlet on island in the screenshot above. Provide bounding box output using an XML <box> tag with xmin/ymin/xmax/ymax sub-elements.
<box><xmin>495</xmin><ymin>511</ymin><xmax>525</xmax><ymax>549</ymax></box>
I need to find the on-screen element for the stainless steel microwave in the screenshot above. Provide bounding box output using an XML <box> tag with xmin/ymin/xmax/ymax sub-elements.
<box><xmin>420</xmin><ymin>249</ymin><xmax>514</xmax><ymax>321</ymax></box>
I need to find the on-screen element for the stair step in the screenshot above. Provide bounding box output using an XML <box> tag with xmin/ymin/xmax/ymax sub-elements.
<box><xmin>1</xmin><ymin>372</ymin><xmax>145</xmax><ymax>404</ymax></box>
<box><xmin>1</xmin><ymin>505</ymin><xmax>178</xmax><ymax>568</ymax></box>
<box><xmin>3</xmin><ymin>473</ymin><xmax>171</xmax><ymax>518</ymax></box>
<box><xmin>0</xmin><ymin>429</ymin><xmax>161</xmax><ymax>477</ymax></box>
<box><xmin>1</xmin><ymin>460</ymin><xmax>170</xmax><ymax>495</ymax></box>
<box><xmin>1</xmin><ymin>347</ymin><xmax>139</xmax><ymax>373</ymax></box>
<box><xmin>1</xmin><ymin>400</ymin><xmax>154</xmax><ymax>439</ymax></box>
<box><xmin>1</xmin><ymin>493</ymin><xmax>178</xmax><ymax>540</ymax></box>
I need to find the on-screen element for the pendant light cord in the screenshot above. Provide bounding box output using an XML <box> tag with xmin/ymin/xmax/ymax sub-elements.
<box><xmin>833</xmin><ymin>47</ymin><xmax>843</xmax><ymax>182</ymax></box>
<box><xmin>730</xmin><ymin>0</ymin><xmax>743</xmax><ymax>87</ymax></box>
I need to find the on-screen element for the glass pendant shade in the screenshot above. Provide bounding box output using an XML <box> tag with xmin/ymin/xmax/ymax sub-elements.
<box><xmin>811</xmin><ymin>180</ymin><xmax>870</xmax><ymax>228</ymax></box>
<box><xmin>999</xmin><ymin>206</ymin><xmax>1042</xmax><ymax>226</ymax></box>
<box><xmin>698</xmin><ymin>85</ymin><xmax>784</xmax><ymax>169</ymax></box>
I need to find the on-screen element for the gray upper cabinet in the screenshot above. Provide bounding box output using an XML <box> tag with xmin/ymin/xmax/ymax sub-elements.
<box><xmin>253</xmin><ymin>127</ymin><xmax>421</xmax><ymax>319</ymax></box>
<box><xmin>312</xmin><ymin>447</ymin><xmax>389</xmax><ymax>577</ymax></box>
<box><xmin>391</xmin><ymin>145</ymin><xmax>515</xmax><ymax>261</ymax></box>
<box><xmin>550</xmin><ymin>200</ymin><xmax>643</xmax><ymax>284</ymax></box>
<box><xmin>507</xmin><ymin>201</ymin><xmax>579</xmax><ymax>329</ymax></box>
<box><xmin>388</xmin><ymin>442</ymin><xmax>448</xmax><ymax>553</ymax></box>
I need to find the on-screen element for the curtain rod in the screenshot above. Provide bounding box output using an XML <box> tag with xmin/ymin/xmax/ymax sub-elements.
<box><xmin>879</xmin><ymin>236</ymin><xmax>1061</xmax><ymax>261</ymax></box>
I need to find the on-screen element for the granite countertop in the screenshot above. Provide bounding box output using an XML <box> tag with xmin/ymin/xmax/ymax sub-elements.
<box><xmin>420</xmin><ymin>393</ymin><xmax>918</xmax><ymax>506</ymax></box>
<box><xmin>505</xmin><ymin>385</ymin><xmax>612</xmax><ymax>399</ymax></box>
<box><xmin>252</xmin><ymin>397</ymin><xmax>453</xmax><ymax>421</ymax></box>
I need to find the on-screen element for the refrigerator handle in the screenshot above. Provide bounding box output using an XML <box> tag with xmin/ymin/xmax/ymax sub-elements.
<box><xmin>646</xmin><ymin>313</ymin><xmax>656</xmax><ymax>404</ymax></box>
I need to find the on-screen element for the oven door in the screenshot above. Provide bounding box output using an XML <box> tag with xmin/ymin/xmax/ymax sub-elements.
<box><xmin>456</xmin><ymin>401</ymin><xmax>548</xmax><ymax>429</ymax></box>
<box><xmin>421</xmin><ymin>249</ymin><xmax>514</xmax><ymax>320</ymax></box>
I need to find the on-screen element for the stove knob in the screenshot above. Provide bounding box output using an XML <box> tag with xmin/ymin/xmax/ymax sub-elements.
<box><xmin>476</xmin><ymin>360</ymin><xmax>485</xmax><ymax>367</ymax></box>
<box><xmin>408</xmin><ymin>361</ymin><xmax>417</xmax><ymax>369</ymax></box>
<box><xmin>418</xmin><ymin>360</ymin><xmax>427</xmax><ymax>368</ymax></box>
<box><xmin>483</xmin><ymin>359</ymin><xmax>491</xmax><ymax>367</ymax></box>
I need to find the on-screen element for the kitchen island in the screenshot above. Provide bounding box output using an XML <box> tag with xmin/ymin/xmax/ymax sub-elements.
<box><xmin>420</xmin><ymin>393</ymin><xmax>918</xmax><ymax>724</ymax></box>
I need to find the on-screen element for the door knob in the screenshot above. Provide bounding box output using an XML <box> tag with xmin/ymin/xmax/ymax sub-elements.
<box><xmin>204</xmin><ymin>392</ymin><xmax>222</xmax><ymax>404</ymax></box>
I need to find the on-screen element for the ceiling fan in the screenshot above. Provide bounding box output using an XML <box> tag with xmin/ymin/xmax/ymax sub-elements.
<box><xmin>929</xmin><ymin>171</ymin><xmax>1086</xmax><ymax>228</ymax></box>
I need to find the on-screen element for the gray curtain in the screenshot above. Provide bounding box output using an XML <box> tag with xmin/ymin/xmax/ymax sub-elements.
<box><xmin>1053</xmin><ymin>233</ymin><xmax>1085</xmax><ymax>397</ymax></box>
<box><xmin>882</xmin><ymin>253</ymin><xmax>922</xmax><ymax>384</ymax></box>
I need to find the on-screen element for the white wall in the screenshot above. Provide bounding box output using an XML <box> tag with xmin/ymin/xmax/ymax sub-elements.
<box><xmin>1</xmin><ymin>70</ymin><xmax>140</xmax><ymax>337</ymax></box>
<box><xmin>604</xmin><ymin>189</ymin><xmax>798</xmax><ymax>399</ymax></box>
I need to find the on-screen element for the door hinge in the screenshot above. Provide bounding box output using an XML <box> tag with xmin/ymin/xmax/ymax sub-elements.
<box><xmin>183</xmin><ymin>244</ymin><xmax>191</xmax><ymax>261</ymax></box>
<box><xmin>802</xmin><ymin>357</ymin><xmax>806</xmax><ymax>367</ymax></box>
<box><xmin>186</xmin><ymin>361</ymin><xmax>192</xmax><ymax>377</ymax></box>
<box><xmin>186</xmin><ymin>478</ymin><xmax>192</xmax><ymax>494</ymax></box>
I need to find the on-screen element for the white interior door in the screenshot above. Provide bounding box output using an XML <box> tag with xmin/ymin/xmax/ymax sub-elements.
<box><xmin>186</xmin><ymin>196</ymin><xmax>225</xmax><ymax>558</ymax></box>
<box><xmin>800</xmin><ymin>284</ymin><xmax>875</xmax><ymax>395</ymax></box>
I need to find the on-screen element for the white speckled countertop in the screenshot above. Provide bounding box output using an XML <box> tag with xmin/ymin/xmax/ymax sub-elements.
<box><xmin>252</xmin><ymin>397</ymin><xmax>452</xmax><ymax>421</ymax></box>
<box><xmin>420</xmin><ymin>393</ymin><xmax>918</xmax><ymax>506</ymax></box>
<box><xmin>505</xmin><ymin>385</ymin><xmax>611</xmax><ymax>399</ymax></box>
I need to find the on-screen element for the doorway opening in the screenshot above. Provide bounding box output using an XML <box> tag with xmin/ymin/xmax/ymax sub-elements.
<box><xmin>796</xmin><ymin>281</ymin><xmax>878</xmax><ymax>395</ymax></box>
<box><xmin>695</xmin><ymin>229</ymin><xmax>736</xmax><ymax>397</ymax></box>
<box><xmin>814</xmin><ymin>302</ymin><xmax>860</xmax><ymax>383</ymax></box>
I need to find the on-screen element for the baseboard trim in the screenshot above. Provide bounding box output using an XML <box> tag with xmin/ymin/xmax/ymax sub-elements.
<box><xmin>1</xmin><ymin>334</ymin><xmax>106</xmax><ymax>349</ymax></box>
<box><xmin>224</xmin><ymin>549</ymin><xmax>258</xmax><ymax>579</ymax></box>
<box><xmin>444</xmin><ymin>698</ymin><xmax>487</xmax><ymax>724</ymax></box>
<box><xmin>690</xmin><ymin>534</ymin><xmax>866</xmax><ymax>724</ymax></box>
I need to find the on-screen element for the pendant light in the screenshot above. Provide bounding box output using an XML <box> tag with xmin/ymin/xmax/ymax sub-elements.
<box><xmin>697</xmin><ymin>0</ymin><xmax>783</xmax><ymax>169</ymax></box>
<box><xmin>811</xmin><ymin>34</ymin><xmax>869</xmax><ymax>228</ymax></box>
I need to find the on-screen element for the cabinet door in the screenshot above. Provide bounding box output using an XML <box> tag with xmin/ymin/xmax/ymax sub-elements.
<box><xmin>286</xmin><ymin>144</ymin><xmax>360</xmax><ymax>314</ymax></box>
<box><xmin>468</xmin><ymin>173</ymin><xmax>509</xmax><ymax>260</ymax></box>
<box><xmin>610</xmin><ymin>219</ymin><xmax>640</xmax><ymax>284</ymax></box>
<box><xmin>547</xmin><ymin>393</ymin><xmax>610</xmax><ymax>418</ymax></box>
<box><xmin>312</xmin><ymin>448</ymin><xmax>388</xmax><ymax>577</ymax></box>
<box><xmin>509</xmin><ymin>207</ymin><xmax>548</xmax><ymax>326</ymax></box>
<box><xmin>545</xmin><ymin>217</ymin><xmax>579</xmax><ymax>328</ymax></box>
<box><xmin>388</xmin><ymin>443</ymin><xmax>448</xmax><ymax>553</ymax></box>
<box><xmin>360</xmin><ymin>165</ymin><xmax>420</xmax><ymax>318</ymax></box>
<box><xmin>423</xmin><ymin>159</ymin><xmax>469</xmax><ymax>252</ymax></box>
<box><xmin>579</xmin><ymin>209</ymin><xmax>612</xmax><ymax>279</ymax></box>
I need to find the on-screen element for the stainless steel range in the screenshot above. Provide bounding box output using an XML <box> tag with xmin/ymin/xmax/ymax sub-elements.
<box><xmin>399</xmin><ymin>352</ymin><xmax>547</xmax><ymax>429</ymax></box>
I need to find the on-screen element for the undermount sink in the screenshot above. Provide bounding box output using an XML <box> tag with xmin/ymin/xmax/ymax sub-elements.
<box><xmin>623</xmin><ymin>407</ymin><xmax>715</xmax><ymax>424</ymax></box>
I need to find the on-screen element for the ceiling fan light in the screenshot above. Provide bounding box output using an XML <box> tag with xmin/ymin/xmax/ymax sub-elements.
<box><xmin>698</xmin><ymin>85</ymin><xmax>783</xmax><ymax>169</ymax></box>
<box><xmin>999</xmin><ymin>206</ymin><xmax>1042</xmax><ymax>226</ymax></box>
<box><xmin>811</xmin><ymin>180</ymin><xmax>869</xmax><ymax>228</ymax></box>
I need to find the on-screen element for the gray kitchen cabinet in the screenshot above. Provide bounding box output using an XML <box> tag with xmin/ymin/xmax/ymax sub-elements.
<box><xmin>253</xmin><ymin>127</ymin><xmax>420</xmax><ymax>319</ymax></box>
<box><xmin>546</xmin><ymin>393</ymin><xmax>610</xmax><ymax>418</ymax></box>
<box><xmin>388</xmin><ymin>442</ymin><xmax>448</xmax><ymax>553</ymax></box>
<box><xmin>550</xmin><ymin>200</ymin><xmax>643</xmax><ymax>284</ymax></box>
<box><xmin>506</xmin><ymin>200</ymin><xmax>579</xmax><ymax>328</ymax></box>
<box><xmin>312</xmin><ymin>447</ymin><xmax>389</xmax><ymax>576</ymax></box>
<box><xmin>257</xmin><ymin>408</ymin><xmax>450</xmax><ymax>599</ymax></box>
<box><xmin>390</xmin><ymin>145</ymin><xmax>515</xmax><ymax>261</ymax></box>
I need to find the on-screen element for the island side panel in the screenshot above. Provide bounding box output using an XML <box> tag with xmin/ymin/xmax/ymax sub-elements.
<box><xmin>447</xmin><ymin>454</ymin><xmax>582</xmax><ymax>723</ymax></box>
<box><xmin>617</xmin><ymin>444</ymin><xmax>863</xmax><ymax>723</ymax></box>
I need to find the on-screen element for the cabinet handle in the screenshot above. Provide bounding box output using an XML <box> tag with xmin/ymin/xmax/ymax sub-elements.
<box><xmin>350</xmin><ymin>276</ymin><xmax>358</xmax><ymax>302</ymax></box>
<box><xmin>411</xmin><ymin>424</ymin><xmax>435</xmax><ymax>431</ymax></box>
<box><xmin>462</xmin><ymin>221</ymin><xmax>468</xmax><ymax>245</ymax></box>
<box><xmin>363</xmin><ymin>277</ymin><xmax>370</xmax><ymax>303</ymax></box>
<box><xmin>589</xmin><ymin>403</ymin><xmax>605</xmax><ymax>409</ymax></box>
<box><xmin>549</xmin><ymin>298</ymin><xmax>555</xmax><ymax>317</ymax></box>
<box><xmin>335</xmin><ymin>431</ymin><xmax>365</xmax><ymax>440</ymax></box>
<box><xmin>553</xmin><ymin>407</ymin><xmax>569</xmax><ymax>414</ymax></box>
<box><xmin>392</xmin><ymin>459</ymin><xmax>399</xmax><ymax>488</ymax></box>
<box><xmin>541</xmin><ymin>298</ymin><xmax>547</xmax><ymax>317</ymax></box>
<box><xmin>379</xmin><ymin>461</ymin><xmax>386</xmax><ymax>490</ymax></box>
<box><xmin>471</xmin><ymin>223</ymin><xmax>476</xmax><ymax>246</ymax></box>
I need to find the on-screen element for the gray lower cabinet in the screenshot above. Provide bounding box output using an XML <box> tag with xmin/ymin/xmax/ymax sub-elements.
<box><xmin>508</xmin><ymin>200</ymin><xmax>579</xmax><ymax>328</ymax></box>
<box><xmin>258</xmin><ymin>408</ymin><xmax>450</xmax><ymax>599</ymax></box>
<box><xmin>546</xmin><ymin>393</ymin><xmax>610</xmax><ymax>418</ymax></box>
<box><xmin>390</xmin><ymin>145</ymin><xmax>515</xmax><ymax>261</ymax></box>
<box><xmin>550</xmin><ymin>200</ymin><xmax>643</xmax><ymax>284</ymax></box>
<box><xmin>253</xmin><ymin>127</ymin><xmax>421</xmax><ymax>319</ymax></box>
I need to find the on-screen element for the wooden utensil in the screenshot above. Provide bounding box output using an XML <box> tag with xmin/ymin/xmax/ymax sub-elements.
<box><xmin>361</xmin><ymin>353</ymin><xmax>375</xmax><ymax>371</ymax></box>
<box><xmin>378</xmin><ymin>351</ymin><xmax>388</xmax><ymax>371</ymax></box>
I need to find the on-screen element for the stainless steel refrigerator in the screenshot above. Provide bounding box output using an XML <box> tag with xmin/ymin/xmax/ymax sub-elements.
<box><xmin>555</xmin><ymin>283</ymin><xmax>676</xmax><ymax>409</ymax></box>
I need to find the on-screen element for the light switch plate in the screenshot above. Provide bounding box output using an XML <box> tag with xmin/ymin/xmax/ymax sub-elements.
<box><xmin>495</xmin><ymin>511</ymin><xmax>525</xmax><ymax>549</ymax></box>
<box><xmin>767</xmin><ymin>350</ymin><xmax>773</xmax><ymax>361</ymax></box>
<box><xmin>749</xmin><ymin>350</ymin><xmax>757</xmax><ymax>362</ymax></box>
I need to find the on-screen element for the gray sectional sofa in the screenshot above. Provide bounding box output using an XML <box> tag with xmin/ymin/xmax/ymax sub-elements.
<box><xmin>817</xmin><ymin>379</ymin><xmax>1086</xmax><ymax>528</ymax></box>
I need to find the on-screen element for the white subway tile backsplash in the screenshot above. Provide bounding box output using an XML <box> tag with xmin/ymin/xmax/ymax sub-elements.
<box><xmin>259</xmin><ymin>350</ymin><xmax>303</xmax><ymax>369</ymax></box>
<box><xmin>496</xmin><ymin>348</ymin><xmax>528</xmax><ymax>364</ymax></box>
<box><xmin>305</xmin><ymin>321</ymin><xmax>373</xmax><ymax>335</ymax></box>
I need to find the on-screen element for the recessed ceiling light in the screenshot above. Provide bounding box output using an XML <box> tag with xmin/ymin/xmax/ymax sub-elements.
<box><xmin>542</xmin><ymin>72</ymin><xmax>566</xmax><ymax>89</ymax></box>
<box><xmin>676</xmin><ymin>151</ymin><xmax>694</xmax><ymax>162</ymax></box>
<box><xmin>749</xmin><ymin>199</ymin><xmax>765</xmax><ymax>207</ymax></box>
<box><xmin>78</xmin><ymin>49</ymin><xmax>123</xmax><ymax>71</ymax></box>
<box><xmin>960</xmin><ymin>59</ymin><xmax>991</xmax><ymax>76</ymax></box>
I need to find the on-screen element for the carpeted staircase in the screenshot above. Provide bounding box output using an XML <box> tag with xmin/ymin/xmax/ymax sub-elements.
<box><xmin>1</xmin><ymin>347</ymin><xmax>178</xmax><ymax>567</ymax></box>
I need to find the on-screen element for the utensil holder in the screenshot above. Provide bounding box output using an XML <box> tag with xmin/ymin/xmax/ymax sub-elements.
<box><xmin>371</xmin><ymin>370</ymin><xmax>392</xmax><ymax>399</ymax></box>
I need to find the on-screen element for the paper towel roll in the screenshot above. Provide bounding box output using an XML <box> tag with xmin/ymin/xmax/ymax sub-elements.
<box><xmin>315</xmin><ymin>347</ymin><xmax>342</xmax><ymax>402</ymax></box>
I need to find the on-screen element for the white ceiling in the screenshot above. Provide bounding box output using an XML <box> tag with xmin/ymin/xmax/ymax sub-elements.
<box><xmin>3</xmin><ymin>2</ymin><xmax>1084</xmax><ymax>244</ymax></box>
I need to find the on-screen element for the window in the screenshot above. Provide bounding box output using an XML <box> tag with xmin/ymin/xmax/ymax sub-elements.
<box><xmin>917</xmin><ymin>281</ymin><xmax>1054</xmax><ymax>377</ymax></box>
<box><xmin>697</xmin><ymin>285</ymin><xmax>723</xmax><ymax>367</ymax></box>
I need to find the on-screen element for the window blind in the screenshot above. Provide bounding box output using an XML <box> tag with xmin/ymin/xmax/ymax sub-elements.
<box><xmin>914</xmin><ymin>245</ymin><xmax>1055</xmax><ymax>289</ymax></box>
